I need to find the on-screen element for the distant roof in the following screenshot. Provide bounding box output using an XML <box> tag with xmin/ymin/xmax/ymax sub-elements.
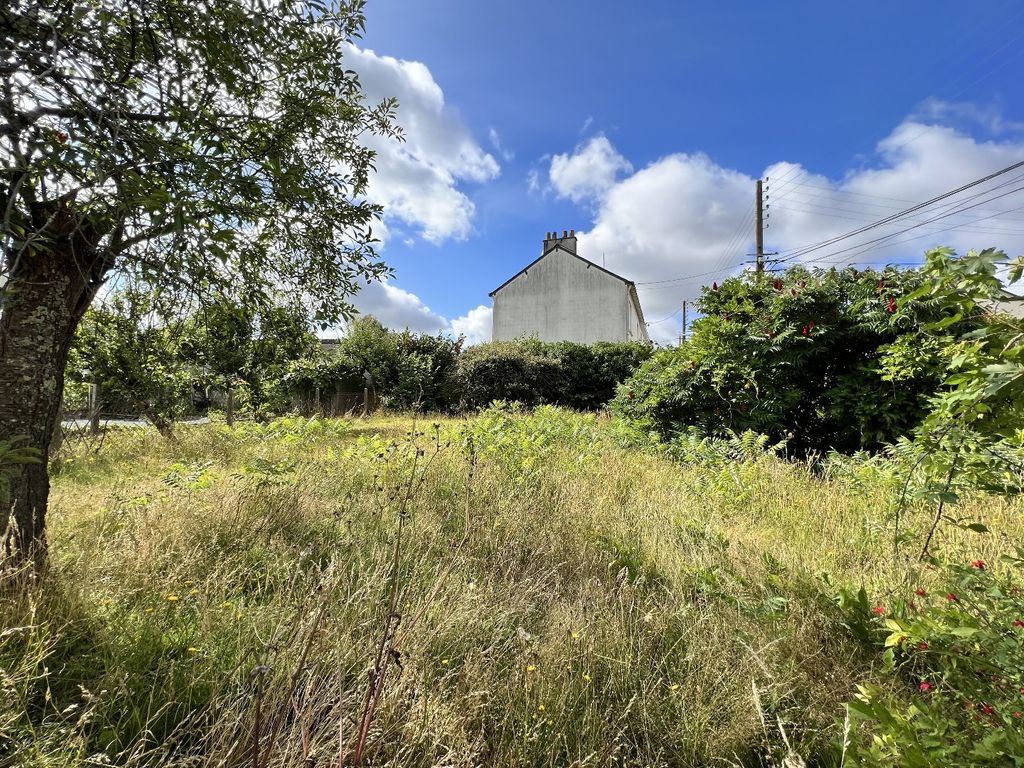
<box><xmin>489</xmin><ymin>244</ymin><xmax>636</xmax><ymax>297</ymax></box>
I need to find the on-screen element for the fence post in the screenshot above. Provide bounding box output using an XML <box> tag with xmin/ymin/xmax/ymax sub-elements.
<box><xmin>89</xmin><ymin>380</ymin><xmax>101</xmax><ymax>436</ymax></box>
<box><xmin>226</xmin><ymin>387</ymin><xmax>235</xmax><ymax>427</ymax></box>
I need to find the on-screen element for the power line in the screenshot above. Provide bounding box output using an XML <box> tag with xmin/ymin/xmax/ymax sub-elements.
<box><xmin>806</xmin><ymin>188</ymin><xmax>1024</xmax><ymax>264</ymax></box>
<box><xmin>773</xmin><ymin>201</ymin><xmax>1024</xmax><ymax>235</ymax></box>
<box><xmin>798</xmin><ymin>181</ymin><xmax>1024</xmax><ymax>266</ymax></box>
<box><xmin>645</xmin><ymin>307</ymin><xmax>682</xmax><ymax>325</ymax></box>
<box><xmin>771</xmin><ymin>159</ymin><xmax>1024</xmax><ymax>266</ymax></box>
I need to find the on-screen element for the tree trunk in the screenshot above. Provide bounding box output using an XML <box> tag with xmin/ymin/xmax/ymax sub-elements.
<box><xmin>0</xmin><ymin>207</ymin><xmax>111</xmax><ymax>566</ymax></box>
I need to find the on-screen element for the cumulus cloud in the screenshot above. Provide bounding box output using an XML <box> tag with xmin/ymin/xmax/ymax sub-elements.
<box><xmin>549</xmin><ymin>135</ymin><xmax>633</xmax><ymax>204</ymax></box>
<box><xmin>450</xmin><ymin>305</ymin><xmax>492</xmax><ymax>345</ymax></box>
<box><xmin>329</xmin><ymin>282</ymin><xmax>492</xmax><ymax>346</ymax></box>
<box><xmin>548</xmin><ymin>104</ymin><xmax>1024</xmax><ymax>343</ymax></box>
<box><xmin>348</xmin><ymin>280</ymin><xmax>449</xmax><ymax>335</ymax></box>
<box><xmin>345</xmin><ymin>46</ymin><xmax>500</xmax><ymax>243</ymax></box>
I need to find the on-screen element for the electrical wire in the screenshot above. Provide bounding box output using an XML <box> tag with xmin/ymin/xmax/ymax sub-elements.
<box><xmin>771</xmin><ymin>160</ymin><xmax>1024</xmax><ymax>265</ymax></box>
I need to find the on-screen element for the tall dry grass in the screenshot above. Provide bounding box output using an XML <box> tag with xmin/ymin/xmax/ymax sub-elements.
<box><xmin>1</xmin><ymin>409</ymin><xmax>1020</xmax><ymax>766</ymax></box>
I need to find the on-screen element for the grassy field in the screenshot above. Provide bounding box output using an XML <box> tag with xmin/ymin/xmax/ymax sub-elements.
<box><xmin>2</xmin><ymin>407</ymin><xmax>1022</xmax><ymax>767</ymax></box>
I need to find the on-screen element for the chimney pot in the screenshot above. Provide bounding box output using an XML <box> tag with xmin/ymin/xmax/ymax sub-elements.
<box><xmin>570</xmin><ymin>229</ymin><xmax>575</xmax><ymax>237</ymax></box>
<box><xmin>562</xmin><ymin>229</ymin><xmax>568</xmax><ymax>238</ymax></box>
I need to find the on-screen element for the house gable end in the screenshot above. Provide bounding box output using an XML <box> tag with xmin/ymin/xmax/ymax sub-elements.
<box><xmin>489</xmin><ymin>245</ymin><xmax>635</xmax><ymax>297</ymax></box>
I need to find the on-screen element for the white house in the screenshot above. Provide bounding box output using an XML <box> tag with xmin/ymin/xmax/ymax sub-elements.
<box><xmin>490</xmin><ymin>230</ymin><xmax>649</xmax><ymax>344</ymax></box>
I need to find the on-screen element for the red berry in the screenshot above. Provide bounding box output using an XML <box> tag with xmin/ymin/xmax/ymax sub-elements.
<box><xmin>917</xmin><ymin>641</ymin><xmax>929</xmax><ymax>650</ymax></box>
<box><xmin>871</xmin><ymin>606</ymin><xmax>885</xmax><ymax>616</ymax></box>
<box><xmin>919</xmin><ymin>681</ymin><xmax>932</xmax><ymax>692</ymax></box>
<box><xmin>971</xmin><ymin>559</ymin><xmax>985</xmax><ymax>569</ymax></box>
<box><xmin>915</xmin><ymin>588</ymin><xmax>927</xmax><ymax>597</ymax></box>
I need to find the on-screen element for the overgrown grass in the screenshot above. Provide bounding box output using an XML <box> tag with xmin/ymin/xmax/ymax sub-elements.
<box><xmin>2</xmin><ymin>407</ymin><xmax>1021</xmax><ymax>766</ymax></box>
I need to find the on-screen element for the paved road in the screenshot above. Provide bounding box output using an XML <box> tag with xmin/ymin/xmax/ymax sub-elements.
<box><xmin>62</xmin><ymin>417</ymin><xmax>210</xmax><ymax>429</ymax></box>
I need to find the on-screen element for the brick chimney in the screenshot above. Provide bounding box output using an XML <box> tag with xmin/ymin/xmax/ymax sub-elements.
<box><xmin>542</xmin><ymin>228</ymin><xmax>577</xmax><ymax>254</ymax></box>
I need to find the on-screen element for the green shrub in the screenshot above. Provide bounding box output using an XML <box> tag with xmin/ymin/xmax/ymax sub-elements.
<box><xmin>450</xmin><ymin>339</ymin><xmax>650</xmax><ymax>411</ymax></box>
<box><xmin>613</xmin><ymin>265</ymin><xmax>972</xmax><ymax>455</ymax></box>
<box><xmin>448</xmin><ymin>340</ymin><xmax>562</xmax><ymax>408</ymax></box>
<box><xmin>841</xmin><ymin>553</ymin><xmax>1024</xmax><ymax>765</ymax></box>
<box><xmin>287</xmin><ymin>317</ymin><xmax>464</xmax><ymax>411</ymax></box>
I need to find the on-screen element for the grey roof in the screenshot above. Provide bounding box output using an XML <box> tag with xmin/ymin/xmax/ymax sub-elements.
<box><xmin>489</xmin><ymin>244</ymin><xmax>637</xmax><ymax>297</ymax></box>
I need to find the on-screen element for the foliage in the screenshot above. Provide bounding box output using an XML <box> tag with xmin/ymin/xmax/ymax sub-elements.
<box><xmin>464</xmin><ymin>402</ymin><xmax>608</xmax><ymax>478</ymax></box>
<box><xmin>1</xmin><ymin>0</ymin><xmax>398</xmax><ymax>556</ymax></box>
<box><xmin>613</xmin><ymin>264</ymin><xmax>971</xmax><ymax>455</ymax></box>
<box><xmin>2</xmin><ymin>0</ymin><xmax>398</xmax><ymax>325</ymax></box>
<box><xmin>904</xmin><ymin>248</ymin><xmax>1024</xmax><ymax>500</ymax></box>
<box><xmin>393</xmin><ymin>329</ymin><xmax>464</xmax><ymax>410</ymax></box>
<box><xmin>842</xmin><ymin>556</ymin><xmax>1024</xmax><ymax>766</ymax></box>
<box><xmin>4</xmin><ymin>411</ymin><xmax>1023</xmax><ymax>765</ymax></box>
<box><xmin>177</xmin><ymin>295</ymin><xmax>317</xmax><ymax>416</ymax></box>
<box><xmin>66</xmin><ymin>290</ymin><xmax>191</xmax><ymax>433</ymax></box>
<box><xmin>67</xmin><ymin>292</ymin><xmax>318</xmax><ymax>421</ymax></box>
<box><xmin>285</xmin><ymin>317</ymin><xmax>463</xmax><ymax>411</ymax></box>
<box><xmin>448</xmin><ymin>339</ymin><xmax>564</xmax><ymax>409</ymax></box>
<box><xmin>450</xmin><ymin>338</ymin><xmax>651</xmax><ymax>410</ymax></box>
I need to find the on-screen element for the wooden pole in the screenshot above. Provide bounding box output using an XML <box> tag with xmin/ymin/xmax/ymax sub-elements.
<box><xmin>89</xmin><ymin>380</ymin><xmax>101</xmax><ymax>436</ymax></box>
<box><xmin>226</xmin><ymin>387</ymin><xmax>235</xmax><ymax>427</ymax></box>
<box><xmin>755</xmin><ymin>179</ymin><xmax>765</xmax><ymax>276</ymax></box>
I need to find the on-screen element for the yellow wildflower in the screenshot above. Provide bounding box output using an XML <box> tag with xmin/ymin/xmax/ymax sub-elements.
<box><xmin>165</xmin><ymin>594</ymin><xmax>180</xmax><ymax>602</ymax></box>
<box><xmin>526</xmin><ymin>664</ymin><xmax>537</xmax><ymax>672</ymax></box>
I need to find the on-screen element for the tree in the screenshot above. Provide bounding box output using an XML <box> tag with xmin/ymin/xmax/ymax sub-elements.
<box><xmin>178</xmin><ymin>294</ymin><xmax>317</xmax><ymax>415</ymax></box>
<box><xmin>68</xmin><ymin>290</ymin><xmax>189</xmax><ymax>437</ymax></box>
<box><xmin>612</xmin><ymin>265</ymin><xmax>969</xmax><ymax>455</ymax></box>
<box><xmin>1</xmin><ymin>0</ymin><xmax>398</xmax><ymax>561</ymax></box>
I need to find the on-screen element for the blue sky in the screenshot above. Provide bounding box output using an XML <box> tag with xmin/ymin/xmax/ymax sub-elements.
<box><xmin>343</xmin><ymin>0</ymin><xmax>1024</xmax><ymax>343</ymax></box>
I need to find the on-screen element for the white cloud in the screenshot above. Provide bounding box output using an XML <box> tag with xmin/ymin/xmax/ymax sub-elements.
<box><xmin>450</xmin><ymin>305</ymin><xmax>492</xmax><ymax>345</ymax></box>
<box><xmin>488</xmin><ymin>127</ymin><xmax>514</xmax><ymax>162</ymax></box>
<box><xmin>550</xmin><ymin>104</ymin><xmax>1024</xmax><ymax>343</ymax></box>
<box><xmin>549</xmin><ymin>135</ymin><xmax>633</xmax><ymax>204</ymax></box>
<box><xmin>346</xmin><ymin>46</ymin><xmax>500</xmax><ymax>243</ymax></box>
<box><xmin>913</xmin><ymin>98</ymin><xmax>1024</xmax><ymax>136</ymax></box>
<box><xmin>350</xmin><ymin>280</ymin><xmax>449</xmax><ymax>334</ymax></box>
<box><xmin>334</xmin><ymin>282</ymin><xmax>492</xmax><ymax>345</ymax></box>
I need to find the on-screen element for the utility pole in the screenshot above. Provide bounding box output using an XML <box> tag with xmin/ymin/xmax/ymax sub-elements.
<box><xmin>679</xmin><ymin>300</ymin><xmax>687</xmax><ymax>345</ymax></box>
<box><xmin>755</xmin><ymin>178</ymin><xmax>765</xmax><ymax>275</ymax></box>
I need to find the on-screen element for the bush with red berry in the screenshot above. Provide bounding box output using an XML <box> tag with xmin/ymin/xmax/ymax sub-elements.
<box><xmin>612</xmin><ymin>263</ymin><xmax>971</xmax><ymax>455</ymax></box>
<box><xmin>840</xmin><ymin>551</ymin><xmax>1024</xmax><ymax>765</ymax></box>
